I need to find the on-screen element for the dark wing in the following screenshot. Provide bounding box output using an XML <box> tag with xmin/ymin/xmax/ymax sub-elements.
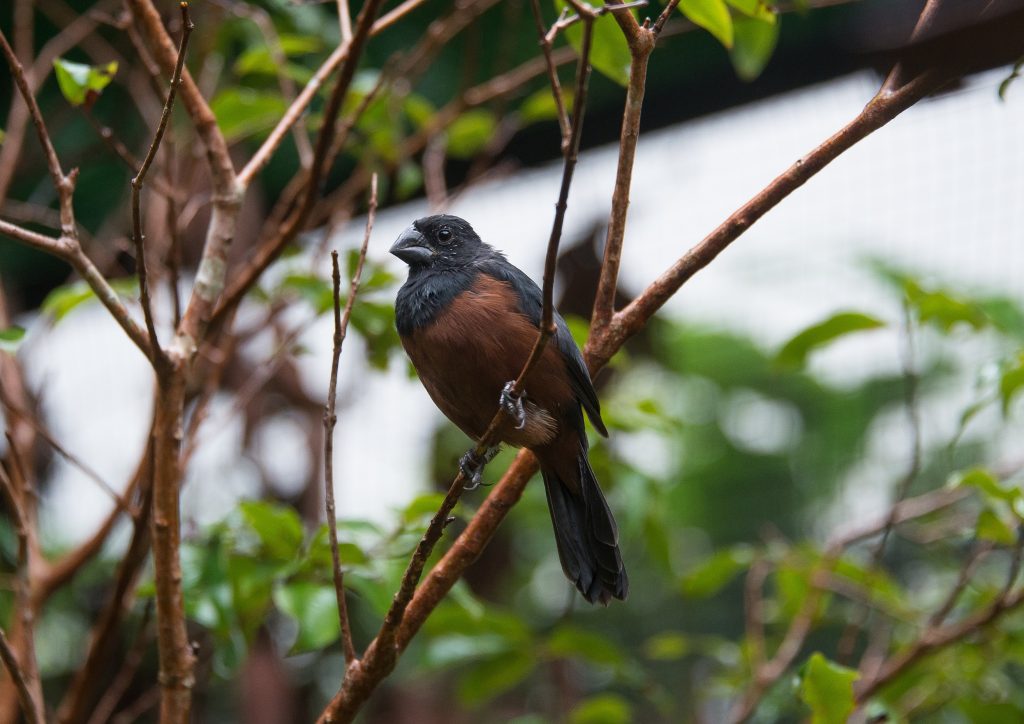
<box><xmin>478</xmin><ymin>257</ymin><xmax>608</xmax><ymax>437</ymax></box>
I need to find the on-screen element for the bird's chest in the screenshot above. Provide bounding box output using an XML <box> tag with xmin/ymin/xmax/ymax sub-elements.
<box><xmin>399</xmin><ymin>280</ymin><xmax>559</xmax><ymax>446</ymax></box>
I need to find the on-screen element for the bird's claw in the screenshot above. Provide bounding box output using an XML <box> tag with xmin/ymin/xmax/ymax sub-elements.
<box><xmin>500</xmin><ymin>381</ymin><xmax>527</xmax><ymax>430</ymax></box>
<box><xmin>459</xmin><ymin>446</ymin><xmax>500</xmax><ymax>491</ymax></box>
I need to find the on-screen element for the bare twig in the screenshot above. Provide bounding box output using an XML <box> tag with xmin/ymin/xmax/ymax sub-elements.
<box><xmin>0</xmin><ymin>626</ymin><xmax>42</xmax><ymax>724</ymax></box>
<box><xmin>131</xmin><ymin>1</ymin><xmax>194</xmax><ymax>371</ymax></box>
<box><xmin>529</xmin><ymin>0</ymin><xmax>572</xmax><ymax>147</ymax></box>
<box><xmin>324</xmin><ymin>175</ymin><xmax>379</xmax><ymax>665</ymax></box>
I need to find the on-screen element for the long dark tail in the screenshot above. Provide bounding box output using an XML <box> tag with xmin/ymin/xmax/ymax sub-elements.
<box><xmin>541</xmin><ymin>448</ymin><xmax>628</xmax><ymax>605</ymax></box>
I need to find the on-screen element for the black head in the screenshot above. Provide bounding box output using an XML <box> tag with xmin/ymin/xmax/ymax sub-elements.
<box><xmin>390</xmin><ymin>215</ymin><xmax>488</xmax><ymax>271</ymax></box>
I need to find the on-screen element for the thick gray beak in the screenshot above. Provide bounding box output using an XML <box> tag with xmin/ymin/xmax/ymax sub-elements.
<box><xmin>390</xmin><ymin>226</ymin><xmax>433</xmax><ymax>266</ymax></box>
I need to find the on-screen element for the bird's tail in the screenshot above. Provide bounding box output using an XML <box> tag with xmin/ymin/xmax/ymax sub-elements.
<box><xmin>541</xmin><ymin>448</ymin><xmax>628</xmax><ymax>605</ymax></box>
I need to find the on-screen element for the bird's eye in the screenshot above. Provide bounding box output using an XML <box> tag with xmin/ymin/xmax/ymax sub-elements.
<box><xmin>437</xmin><ymin>227</ymin><xmax>452</xmax><ymax>243</ymax></box>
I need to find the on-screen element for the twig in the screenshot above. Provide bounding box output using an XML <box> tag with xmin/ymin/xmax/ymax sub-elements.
<box><xmin>324</xmin><ymin>175</ymin><xmax>378</xmax><ymax>665</ymax></box>
<box><xmin>317</xmin><ymin>15</ymin><xmax>598</xmax><ymax>724</ymax></box>
<box><xmin>529</xmin><ymin>0</ymin><xmax>572</xmax><ymax>149</ymax></box>
<box><xmin>131</xmin><ymin>1</ymin><xmax>194</xmax><ymax>372</ymax></box>
<box><xmin>337</xmin><ymin>0</ymin><xmax>354</xmax><ymax>42</ymax></box>
<box><xmin>837</xmin><ymin>301</ymin><xmax>922</xmax><ymax>661</ymax></box>
<box><xmin>0</xmin><ymin>626</ymin><xmax>42</xmax><ymax>724</ymax></box>
<box><xmin>85</xmin><ymin>602</ymin><xmax>155</xmax><ymax>724</ymax></box>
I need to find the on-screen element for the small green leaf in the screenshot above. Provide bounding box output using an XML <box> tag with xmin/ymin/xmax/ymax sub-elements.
<box><xmin>554</xmin><ymin>0</ymin><xmax>632</xmax><ymax>86</ymax></box>
<box><xmin>53</xmin><ymin>58</ymin><xmax>117</xmax><ymax>107</ymax></box>
<box><xmin>1000</xmin><ymin>354</ymin><xmax>1024</xmax><ymax>415</ymax></box>
<box><xmin>0</xmin><ymin>326</ymin><xmax>26</xmax><ymax>353</ymax></box>
<box><xmin>776</xmin><ymin>312</ymin><xmax>885</xmax><ymax>369</ymax></box>
<box><xmin>725</xmin><ymin>0</ymin><xmax>777</xmax><ymax>22</ymax></box>
<box><xmin>279</xmin><ymin>273</ymin><xmax>334</xmax><ymax>314</ymax></box>
<box><xmin>569</xmin><ymin>694</ymin><xmax>631</xmax><ymax>724</ymax></box>
<box><xmin>903</xmin><ymin>280</ymin><xmax>988</xmax><ymax>333</ymax></box>
<box><xmin>954</xmin><ymin>468</ymin><xmax>1019</xmax><ymax>504</ymax></box>
<box><xmin>395</xmin><ymin>161</ymin><xmax>423</xmax><ymax>200</ymax></box>
<box><xmin>681</xmin><ymin>545</ymin><xmax>754</xmax><ymax>598</ymax></box>
<box><xmin>519</xmin><ymin>88</ymin><xmax>573</xmax><ymax>124</ymax></box>
<box><xmin>730</xmin><ymin>16</ymin><xmax>779</xmax><ymax>81</ymax></box>
<box><xmin>401</xmin><ymin>493</ymin><xmax>446</xmax><ymax>523</ymax></box>
<box><xmin>42</xmin><ymin>281</ymin><xmax>95</xmax><ymax>321</ymax></box>
<box><xmin>547</xmin><ymin>626</ymin><xmax>626</xmax><ymax>667</ymax></box>
<box><xmin>976</xmin><ymin>509</ymin><xmax>1016</xmax><ymax>546</ymax></box>
<box><xmin>446</xmin><ymin>109</ymin><xmax>498</xmax><ymax>159</ymax></box>
<box><xmin>211</xmin><ymin>89</ymin><xmax>289</xmax><ymax>142</ymax></box>
<box><xmin>0</xmin><ymin>128</ymin><xmax>6</xmax><ymax>145</ymax></box>
<box><xmin>680</xmin><ymin>0</ymin><xmax>734</xmax><ymax>48</ymax></box>
<box><xmin>798</xmin><ymin>652</ymin><xmax>859</xmax><ymax>724</ymax></box>
<box><xmin>403</xmin><ymin>94</ymin><xmax>436</xmax><ymax>130</ymax></box>
<box><xmin>239</xmin><ymin>501</ymin><xmax>304</xmax><ymax>562</ymax></box>
<box><xmin>273</xmin><ymin>581</ymin><xmax>340</xmax><ymax>653</ymax></box>
<box><xmin>643</xmin><ymin>631</ymin><xmax>690</xmax><ymax>660</ymax></box>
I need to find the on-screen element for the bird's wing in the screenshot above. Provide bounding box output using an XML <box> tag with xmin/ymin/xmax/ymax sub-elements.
<box><xmin>478</xmin><ymin>259</ymin><xmax>608</xmax><ymax>437</ymax></box>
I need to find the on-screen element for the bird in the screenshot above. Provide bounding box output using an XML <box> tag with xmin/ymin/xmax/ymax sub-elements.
<box><xmin>390</xmin><ymin>214</ymin><xmax>628</xmax><ymax>605</ymax></box>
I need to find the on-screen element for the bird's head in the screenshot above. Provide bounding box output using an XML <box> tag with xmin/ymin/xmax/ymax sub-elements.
<box><xmin>390</xmin><ymin>214</ymin><xmax>485</xmax><ymax>271</ymax></box>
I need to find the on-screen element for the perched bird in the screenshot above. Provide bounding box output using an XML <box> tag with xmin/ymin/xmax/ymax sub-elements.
<box><xmin>390</xmin><ymin>214</ymin><xmax>628</xmax><ymax>604</ymax></box>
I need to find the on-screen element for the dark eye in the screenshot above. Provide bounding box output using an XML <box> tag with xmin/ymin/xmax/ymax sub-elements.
<box><xmin>437</xmin><ymin>227</ymin><xmax>452</xmax><ymax>243</ymax></box>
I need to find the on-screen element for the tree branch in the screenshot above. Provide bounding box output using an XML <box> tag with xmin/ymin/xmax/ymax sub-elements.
<box><xmin>324</xmin><ymin>176</ymin><xmax>379</xmax><ymax>665</ymax></box>
<box><xmin>0</xmin><ymin>626</ymin><xmax>42</xmax><ymax>724</ymax></box>
<box><xmin>131</xmin><ymin>1</ymin><xmax>194</xmax><ymax>372</ymax></box>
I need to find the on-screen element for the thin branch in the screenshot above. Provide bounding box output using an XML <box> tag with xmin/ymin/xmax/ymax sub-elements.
<box><xmin>0</xmin><ymin>24</ymin><xmax>74</xmax><ymax>235</ymax></box>
<box><xmin>131</xmin><ymin>1</ymin><xmax>194</xmax><ymax>372</ymax></box>
<box><xmin>337</xmin><ymin>0</ymin><xmax>354</xmax><ymax>42</ymax></box>
<box><xmin>324</xmin><ymin>175</ymin><xmax>378</xmax><ymax>665</ymax></box>
<box><xmin>0</xmin><ymin>626</ymin><xmax>42</xmax><ymax>724</ymax></box>
<box><xmin>529</xmin><ymin>0</ymin><xmax>572</xmax><ymax>148</ymax></box>
<box><xmin>590</xmin><ymin>14</ymin><xmax>655</xmax><ymax>332</ymax></box>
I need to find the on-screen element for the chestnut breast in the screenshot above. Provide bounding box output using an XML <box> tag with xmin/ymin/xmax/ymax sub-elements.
<box><xmin>401</xmin><ymin>273</ymin><xmax>575</xmax><ymax>448</ymax></box>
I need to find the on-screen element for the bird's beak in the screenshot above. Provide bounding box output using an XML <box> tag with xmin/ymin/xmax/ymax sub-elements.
<box><xmin>390</xmin><ymin>227</ymin><xmax>433</xmax><ymax>266</ymax></box>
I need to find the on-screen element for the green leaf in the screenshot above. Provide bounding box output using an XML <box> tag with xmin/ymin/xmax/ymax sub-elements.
<box><xmin>1000</xmin><ymin>354</ymin><xmax>1024</xmax><ymax>415</ymax></box>
<box><xmin>798</xmin><ymin>652</ymin><xmax>859</xmax><ymax>724</ymax></box>
<box><xmin>53</xmin><ymin>58</ymin><xmax>117</xmax><ymax>107</ymax></box>
<box><xmin>903</xmin><ymin>280</ymin><xmax>988</xmax><ymax>333</ymax></box>
<box><xmin>0</xmin><ymin>326</ymin><xmax>26</xmax><ymax>353</ymax></box>
<box><xmin>730</xmin><ymin>16</ymin><xmax>779</xmax><ymax>81</ymax></box>
<box><xmin>211</xmin><ymin>88</ymin><xmax>289</xmax><ymax>142</ymax></box>
<box><xmin>350</xmin><ymin>301</ymin><xmax>400</xmax><ymax>369</ymax></box>
<box><xmin>680</xmin><ymin>0</ymin><xmax>734</xmax><ymax>48</ymax></box>
<box><xmin>681</xmin><ymin>545</ymin><xmax>753</xmax><ymax>598</ymax></box>
<box><xmin>403</xmin><ymin>94</ymin><xmax>436</xmax><ymax>130</ymax></box>
<box><xmin>954</xmin><ymin>468</ymin><xmax>1019</xmax><ymax>505</ymax></box>
<box><xmin>569</xmin><ymin>694</ymin><xmax>632</xmax><ymax>724</ymax></box>
<box><xmin>547</xmin><ymin>626</ymin><xmax>626</xmax><ymax>667</ymax></box>
<box><xmin>0</xmin><ymin>128</ymin><xmax>6</xmax><ymax>145</ymax></box>
<box><xmin>395</xmin><ymin>161</ymin><xmax>423</xmax><ymax>200</ymax></box>
<box><xmin>446</xmin><ymin>109</ymin><xmax>498</xmax><ymax>159</ymax></box>
<box><xmin>456</xmin><ymin>651</ymin><xmax>533</xmax><ymax>707</ymax></box>
<box><xmin>554</xmin><ymin>0</ymin><xmax>632</xmax><ymax>86</ymax></box>
<box><xmin>775</xmin><ymin>312</ymin><xmax>885</xmax><ymax>369</ymax></box>
<box><xmin>401</xmin><ymin>493</ymin><xmax>446</xmax><ymax>523</ymax></box>
<box><xmin>519</xmin><ymin>88</ymin><xmax>573</xmax><ymax>124</ymax></box>
<box><xmin>976</xmin><ymin>509</ymin><xmax>1016</xmax><ymax>546</ymax></box>
<box><xmin>273</xmin><ymin>581</ymin><xmax>340</xmax><ymax>653</ymax></box>
<box><xmin>643</xmin><ymin>631</ymin><xmax>690</xmax><ymax>660</ymax></box>
<box><xmin>41</xmin><ymin>278</ymin><xmax>136</xmax><ymax>322</ymax></box>
<box><xmin>239</xmin><ymin>501</ymin><xmax>304</xmax><ymax>562</ymax></box>
<box><xmin>725</xmin><ymin>0</ymin><xmax>777</xmax><ymax>22</ymax></box>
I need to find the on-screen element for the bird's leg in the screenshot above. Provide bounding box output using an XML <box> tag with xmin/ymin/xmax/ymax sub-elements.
<box><xmin>500</xmin><ymin>381</ymin><xmax>527</xmax><ymax>430</ymax></box>
<box><xmin>459</xmin><ymin>445</ymin><xmax>501</xmax><ymax>491</ymax></box>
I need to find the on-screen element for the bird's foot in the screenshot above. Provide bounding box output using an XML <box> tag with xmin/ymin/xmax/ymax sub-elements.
<box><xmin>500</xmin><ymin>381</ymin><xmax>527</xmax><ymax>430</ymax></box>
<box><xmin>459</xmin><ymin>445</ymin><xmax>500</xmax><ymax>491</ymax></box>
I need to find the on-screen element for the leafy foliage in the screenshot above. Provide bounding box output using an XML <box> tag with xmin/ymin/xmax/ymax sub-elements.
<box><xmin>53</xmin><ymin>58</ymin><xmax>118</xmax><ymax>108</ymax></box>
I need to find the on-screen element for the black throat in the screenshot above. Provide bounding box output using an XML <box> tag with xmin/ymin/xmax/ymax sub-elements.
<box><xmin>394</xmin><ymin>264</ymin><xmax>478</xmax><ymax>336</ymax></box>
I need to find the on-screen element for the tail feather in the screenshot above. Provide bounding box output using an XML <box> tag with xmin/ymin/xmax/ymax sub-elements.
<box><xmin>541</xmin><ymin>449</ymin><xmax>628</xmax><ymax>605</ymax></box>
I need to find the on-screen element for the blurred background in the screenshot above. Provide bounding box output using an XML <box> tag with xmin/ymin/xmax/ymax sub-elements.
<box><xmin>3</xmin><ymin>0</ymin><xmax>1024</xmax><ymax>721</ymax></box>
